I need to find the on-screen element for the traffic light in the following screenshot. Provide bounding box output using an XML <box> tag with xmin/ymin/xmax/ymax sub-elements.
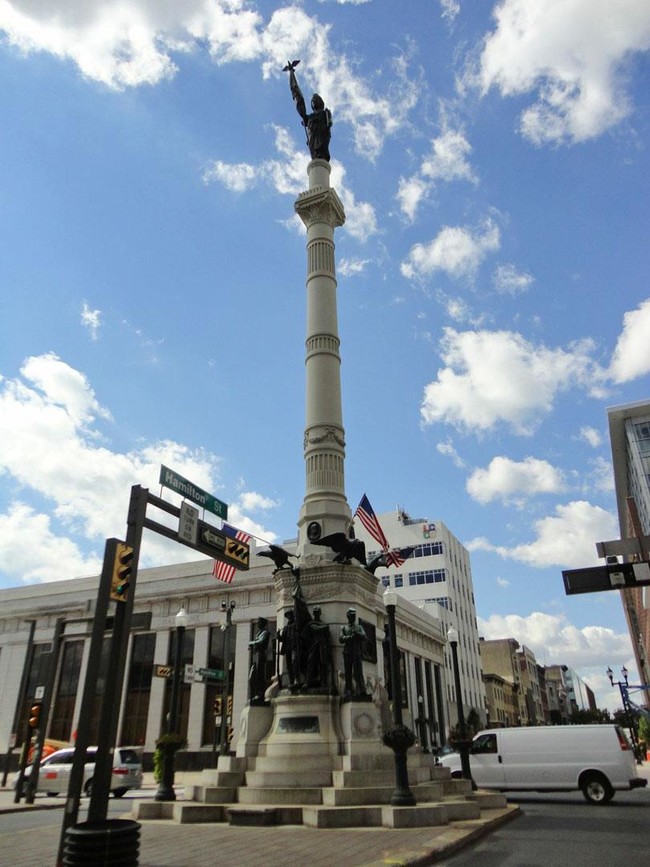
<box><xmin>28</xmin><ymin>703</ymin><xmax>41</xmax><ymax>731</ymax></box>
<box><xmin>213</xmin><ymin>696</ymin><xmax>222</xmax><ymax>716</ymax></box>
<box><xmin>110</xmin><ymin>541</ymin><xmax>134</xmax><ymax>602</ymax></box>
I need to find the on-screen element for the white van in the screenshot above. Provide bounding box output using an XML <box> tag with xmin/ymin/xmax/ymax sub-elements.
<box><xmin>439</xmin><ymin>725</ymin><xmax>647</xmax><ymax>804</ymax></box>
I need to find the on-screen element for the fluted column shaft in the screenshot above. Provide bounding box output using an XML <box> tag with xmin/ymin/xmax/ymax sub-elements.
<box><xmin>295</xmin><ymin>160</ymin><xmax>351</xmax><ymax>554</ymax></box>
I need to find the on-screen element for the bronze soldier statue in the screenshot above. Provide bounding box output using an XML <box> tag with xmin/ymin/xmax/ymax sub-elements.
<box><xmin>284</xmin><ymin>59</ymin><xmax>332</xmax><ymax>161</ymax></box>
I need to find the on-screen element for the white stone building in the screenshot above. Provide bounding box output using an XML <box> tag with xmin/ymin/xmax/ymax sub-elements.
<box><xmin>0</xmin><ymin>553</ymin><xmax>450</xmax><ymax>768</ymax></box>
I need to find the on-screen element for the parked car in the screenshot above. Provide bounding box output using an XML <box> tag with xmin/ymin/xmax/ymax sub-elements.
<box><xmin>13</xmin><ymin>746</ymin><xmax>142</xmax><ymax>798</ymax></box>
<box><xmin>439</xmin><ymin>725</ymin><xmax>647</xmax><ymax>804</ymax></box>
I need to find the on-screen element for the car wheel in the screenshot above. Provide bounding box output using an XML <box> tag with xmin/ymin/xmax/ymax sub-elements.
<box><xmin>112</xmin><ymin>788</ymin><xmax>127</xmax><ymax>799</ymax></box>
<box><xmin>84</xmin><ymin>779</ymin><xmax>93</xmax><ymax>797</ymax></box>
<box><xmin>580</xmin><ymin>772</ymin><xmax>613</xmax><ymax>805</ymax></box>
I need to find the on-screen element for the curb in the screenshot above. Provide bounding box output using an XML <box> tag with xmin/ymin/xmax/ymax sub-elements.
<box><xmin>359</xmin><ymin>805</ymin><xmax>521</xmax><ymax>866</ymax></box>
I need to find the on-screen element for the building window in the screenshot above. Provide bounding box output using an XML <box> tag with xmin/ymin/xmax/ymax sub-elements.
<box><xmin>121</xmin><ymin>633</ymin><xmax>156</xmax><ymax>746</ymax></box>
<box><xmin>162</xmin><ymin>629</ymin><xmax>195</xmax><ymax>741</ymax></box>
<box><xmin>413</xmin><ymin>542</ymin><xmax>444</xmax><ymax>558</ymax></box>
<box><xmin>408</xmin><ymin>569</ymin><xmax>447</xmax><ymax>586</ymax></box>
<box><xmin>202</xmin><ymin>624</ymin><xmax>238</xmax><ymax>747</ymax></box>
<box><xmin>50</xmin><ymin>640</ymin><xmax>84</xmax><ymax>742</ymax></box>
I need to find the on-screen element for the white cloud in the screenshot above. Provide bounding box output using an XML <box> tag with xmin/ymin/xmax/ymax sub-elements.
<box><xmin>467</xmin><ymin>456</ymin><xmax>565</xmax><ymax>504</ymax></box>
<box><xmin>0</xmin><ymin>353</ymin><xmax>278</xmax><ymax>582</ymax></box>
<box><xmin>204</xmin><ymin>128</ymin><xmax>378</xmax><ymax>241</ymax></box>
<box><xmin>396</xmin><ymin>176</ymin><xmax>429</xmax><ymax>223</ymax></box>
<box><xmin>202</xmin><ymin>160</ymin><xmax>258</xmax><ymax>192</ymax></box>
<box><xmin>0</xmin><ymin>502</ymin><xmax>103</xmax><ymax>583</ymax></box>
<box><xmin>492</xmin><ymin>263</ymin><xmax>534</xmax><ymax>295</ymax></box>
<box><xmin>397</xmin><ymin>128</ymin><xmax>477</xmax><ymax>222</ymax></box>
<box><xmin>0</xmin><ymin>3</ymin><xmax>418</xmax><ymax>160</ymax></box>
<box><xmin>579</xmin><ymin>426</ymin><xmax>602</xmax><ymax>448</ymax></box>
<box><xmin>401</xmin><ymin>218</ymin><xmax>500</xmax><ymax>281</ymax></box>
<box><xmin>472</xmin><ymin>0</ymin><xmax>650</xmax><ymax>145</ymax></box>
<box><xmin>238</xmin><ymin>491</ymin><xmax>278</xmax><ymax>512</ymax></box>
<box><xmin>421</xmin><ymin>328</ymin><xmax>605</xmax><ymax>435</ymax></box>
<box><xmin>338</xmin><ymin>258</ymin><xmax>371</xmax><ymax>277</ymax></box>
<box><xmin>439</xmin><ymin>0</ymin><xmax>461</xmax><ymax>24</ymax></box>
<box><xmin>608</xmin><ymin>298</ymin><xmax>650</xmax><ymax>383</ymax></box>
<box><xmin>584</xmin><ymin>456</ymin><xmax>614</xmax><ymax>494</ymax></box>
<box><xmin>18</xmin><ymin>352</ymin><xmax>111</xmax><ymax>426</ymax></box>
<box><xmin>436</xmin><ymin>439</ymin><xmax>467</xmax><ymax>469</ymax></box>
<box><xmin>80</xmin><ymin>302</ymin><xmax>101</xmax><ymax>340</ymax></box>
<box><xmin>467</xmin><ymin>500</ymin><xmax>618</xmax><ymax>568</ymax></box>
<box><xmin>478</xmin><ymin>611</ymin><xmax>634</xmax><ymax>709</ymax></box>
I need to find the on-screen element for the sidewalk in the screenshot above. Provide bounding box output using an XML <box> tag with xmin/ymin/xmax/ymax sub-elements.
<box><xmin>0</xmin><ymin>770</ymin><xmax>519</xmax><ymax>867</ymax></box>
<box><xmin>3</xmin><ymin>763</ymin><xmax>647</xmax><ymax>865</ymax></box>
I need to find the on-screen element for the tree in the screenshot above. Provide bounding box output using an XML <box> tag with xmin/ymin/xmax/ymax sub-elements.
<box><xmin>569</xmin><ymin>707</ymin><xmax>611</xmax><ymax>725</ymax></box>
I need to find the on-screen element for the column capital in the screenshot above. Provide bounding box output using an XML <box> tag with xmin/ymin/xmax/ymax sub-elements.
<box><xmin>295</xmin><ymin>186</ymin><xmax>346</xmax><ymax>229</ymax></box>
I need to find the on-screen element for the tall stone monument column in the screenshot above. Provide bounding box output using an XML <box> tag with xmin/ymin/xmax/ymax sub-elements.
<box><xmin>295</xmin><ymin>159</ymin><xmax>352</xmax><ymax>556</ymax></box>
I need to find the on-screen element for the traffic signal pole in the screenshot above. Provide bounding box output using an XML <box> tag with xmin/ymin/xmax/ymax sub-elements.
<box><xmin>88</xmin><ymin>485</ymin><xmax>146</xmax><ymax>823</ymax></box>
<box><xmin>3</xmin><ymin>619</ymin><xmax>35</xmax><ymax>790</ymax></box>
<box><xmin>57</xmin><ymin>486</ymin><xmax>146</xmax><ymax>866</ymax></box>
<box><xmin>24</xmin><ymin>617</ymin><xmax>65</xmax><ymax>804</ymax></box>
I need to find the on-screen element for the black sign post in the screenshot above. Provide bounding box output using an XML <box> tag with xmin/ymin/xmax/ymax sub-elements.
<box><xmin>563</xmin><ymin>560</ymin><xmax>650</xmax><ymax>595</ymax></box>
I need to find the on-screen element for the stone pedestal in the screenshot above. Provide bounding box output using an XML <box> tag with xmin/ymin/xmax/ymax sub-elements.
<box><xmin>235</xmin><ymin>704</ymin><xmax>273</xmax><ymax>759</ymax></box>
<box><xmin>258</xmin><ymin>694</ymin><xmax>343</xmax><ymax>762</ymax></box>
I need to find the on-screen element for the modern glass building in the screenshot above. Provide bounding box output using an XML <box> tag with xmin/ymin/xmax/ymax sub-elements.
<box><xmin>608</xmin><ymin>399</ymin><xmax>650</xmax><ymax>704</ymax></box>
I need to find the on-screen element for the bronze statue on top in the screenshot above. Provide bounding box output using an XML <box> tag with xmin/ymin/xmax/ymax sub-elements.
<box><xmin>284</xmin><ymin>59</ymin><xmax>332</xmax><ymax>161</ymax></box>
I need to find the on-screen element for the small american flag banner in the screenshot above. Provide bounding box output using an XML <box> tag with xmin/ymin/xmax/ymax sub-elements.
<box><xmin>385</xmin><ymin>546</ymin><xmax>415</xmax><ymax>568</ymax></box>
<box><xmin>354</xmin><ymin>494</ymin><xmax>390</xmax><ymax>551</ymax></box>
<box><xmin>213</xmin><ymin>524</ymin><xmax>252</xmax><ymax>584</ymax></box>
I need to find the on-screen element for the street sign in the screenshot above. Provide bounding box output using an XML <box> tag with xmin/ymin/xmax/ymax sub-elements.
<box><xmin>178</xmin><ymin>502</ymin><xmax>199</xmax><ymax>546</ymax></box>
<box><xmin>154</xmin><ymin>665</ymin><xmax>173</xmax><ymax>678</ymax></box>
<box><xmin>184</xmin><ymin>664</ymin><xmax>196</xmax><ymax>685</ymax></box>
<box><xmin>563</xmin><ymin>561</ymin><xmax>650</xmax><ymax>595</ymax></box>
<box><xmin>34</xmin><ymin>686</ymin><xmax>45</xmax><ymax>700</ymax></box>
<box><xmin>197</xmin><ymin>520</ymin><xmax>250</xmax><ymax>570</ymax></box>
<box><xmin>197</xmin><ymin>667</ymin><xmax>225</xmax><ymax>681</ymax></box>
<box><xmin>159</xmin><ymin>465</ymin><xmax>228</xmax><ymax>519</ymax></box>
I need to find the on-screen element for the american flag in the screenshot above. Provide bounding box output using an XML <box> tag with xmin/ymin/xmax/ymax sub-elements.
<box><xmin>213</xmin><ymin>524</ymin><xmax>251</xmax><ymax>584</ymax></box>
<box><xmin>354</xmin><ymin>494</ymin><xmax>390</xmax><ymax>551</ymax></box>
<box><xmin>385</xmin><ymin>546</ymin><xmax>415</xmax><ymax>568</ymax></box>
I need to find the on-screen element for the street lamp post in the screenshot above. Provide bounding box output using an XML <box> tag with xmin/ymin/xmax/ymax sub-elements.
<box><xmin>607</xmin><ymin>665</ymin><xmax>642</xmax><ymax>760</ymax></box>
<box><xmin>447</xmin><ymin>627</ymin><xmax>474</xmax><ymax>787</ymax></box>
<box><xmin>382</xmin><ymin>591</ymin><xmax>416</xmax><ymax>807</ymax></box>
<box><xmin>218</xmin><ymin>600</ymin><xmax>236</xmax><ymax>762</ymax></box>
<box><xmin>155</xmin><ymin>606</ymin><xmax>189</xmax><ymax>801</ymax></box>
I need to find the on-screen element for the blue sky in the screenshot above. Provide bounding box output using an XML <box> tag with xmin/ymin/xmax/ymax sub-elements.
<box><xmin>0</xmin><ymin>1</ymin><xmax>649</xmax><ymax>710</ymax></box>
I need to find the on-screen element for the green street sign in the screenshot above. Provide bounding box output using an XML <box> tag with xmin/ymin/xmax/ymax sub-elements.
<box><xmin>198</xmin><ymin>667</ymin><xmax>225</xmax><ymax>681</ymax></box>
<box><xmin>159</xmin><ymin>465</ymin><xmax>228</xmax><ymax>520</ymax></box>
